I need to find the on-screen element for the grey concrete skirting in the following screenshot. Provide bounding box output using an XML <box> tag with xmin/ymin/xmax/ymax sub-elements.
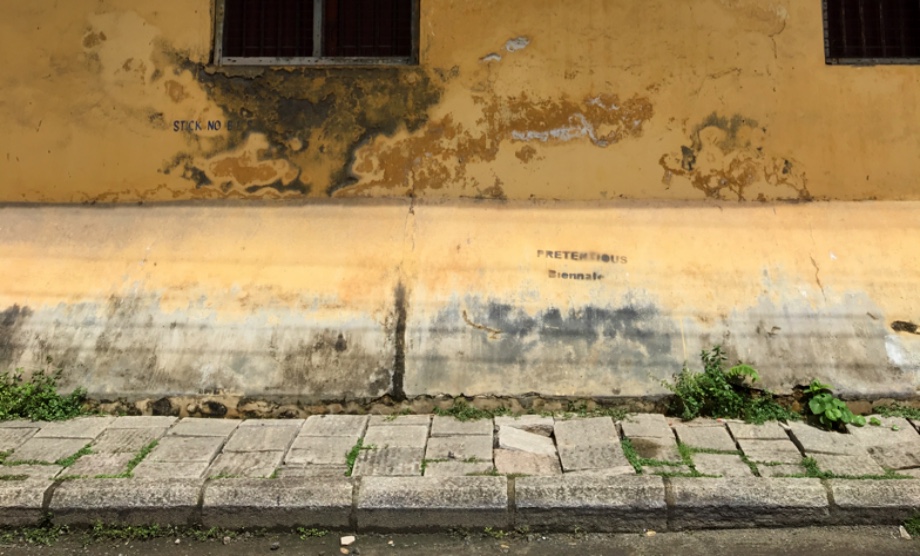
<box><xmin>667</xmin><ymin>478</ymin><xmax>831</xmax><ymax>530</ymax></box>
<box><xmin>201</xmin><ymin>478</ymin><xmax>353</xmax><ymax>529</ymax></box>
<box><xmin>49</xmin><ymin>479</ymin><xmax>203</xmax><ymax>526</ymax></box>
<box><xmin>515</xmin><ymin>476</ymin><xmax>667</xmax><ymax>532</ymax></box>
<box><xmin>356</xmin><ymin>476</ymin><xmax>510</xmax><ymax>531</ymax></box>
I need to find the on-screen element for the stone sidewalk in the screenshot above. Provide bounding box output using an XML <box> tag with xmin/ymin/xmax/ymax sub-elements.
<box><xmin>0</xmin><ymin>413</ymin><xmax>918</xmax><ymax>532</ymax></box>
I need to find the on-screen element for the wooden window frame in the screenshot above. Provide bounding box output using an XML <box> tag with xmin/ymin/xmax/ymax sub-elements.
<box><xmin>214</xmin><ymin>0</ymin><xmax>420</xmax><ymax>66</ymax></box>
<box><xmin>823</xmin><ymin>0</ymin><xmax>920</xmax><ymax>65</ymax></box>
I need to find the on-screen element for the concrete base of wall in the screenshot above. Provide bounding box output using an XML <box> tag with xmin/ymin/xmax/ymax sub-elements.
<box><xmin>1</xmin><ymin>200</ymin><xmax>918</xmax><ymax>402</ymax></box>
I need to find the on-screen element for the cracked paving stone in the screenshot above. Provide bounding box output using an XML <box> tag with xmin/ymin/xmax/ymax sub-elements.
<box><xmin>726</xmin><ymin>422</ymin><xmax>789</xmax><ymax>440</ymax></box>
<box><xmin>756</xmin><ymin>463</ymin><xmax>808</xmax><ymax>477</ymax></box>
<box><xmin>866</xmin><ymin>444</ymin><xmax>920</xmax><ymax>470</ymax></box>
<box><xmin>672</xmin><ymin>424</ymin><xmax>737</xmax><ymax>452</ymax></box>
<box><xmin>168</xmin><ymin>418</ymin><xmax>240</xmax><ymax>437</ymax></box>
<box><xmin>497</xmin><ymin>426</ymin><xmax>557</xmax><ymax>457</ymax></box>
<box><xmin>620</xmin><ymin>414</ymin><xmax>672</xmax><ymax>438</ymax></box>
<box><xmin>33</xmin><ymin>417</ymin><xmax>114</xmax><ymax>439</ymax></box>
<box><xmin>0</xmin><ymin>428</ymin><xmax>39</xmax><ymax>453</ymax></box>
<box><xmin>63</xmin><ymin>453</ymin><xmax>135</xmax><ymax>477</ymax></box>
<box><xmin>430</xmin><ymin>416</ymin><xmax>492</xmax><ymax>437</ymax></box>
<box><xmin>6</xmin><ymin>438</ymin><xmax>90</xmax><ymax>464</ymax></box>
<box><xmin>424</xmin><ymin>460</ymin><xmax>494</xmax><ymax>477</ymax></box>
<box><xmin>143</xmin><ymin>436</ymin><xmax>225</xmax><ymax>463</ymax></box>
<box><xmin>300</xmin><ymin>415</ymin><xmax>369</xmax><ymax>437</ymax></box>
<box><xmin>494</xmin><ymin>415</ymin><xmax>554</xmax><ymax>437</ymax></box>
<box><xmin>90</xmin><ymin>428</ymin><xmax>166</xmax><ymax>454</ymax></box>
<box><xmin>131</xmin><ymin>461</ymin><xmax>211</xmax><ymax>479</ymax></box>
<box><xmin>786</xmin><ymin>422</ymin><xmax>864</xmax><ymax>456</ymax></box>
<box><xmin>364</xmin><ymin>426</ymin><xmax>429</xmax><ymax>449</ymax></box>
<box><xmin>368</xmin><ymin>415</ymin><xmax>431</xmax><ymax>427</ymax></box>
<box><xmin>223</xmin><ymin>423</ymin><xmax>300</xmax><ymax>452</ymax></box>
<box><xmin>425</xmin><ymin>436</ymin><xmax>493</xmax><ymax>462</ymax></box>
<box><xmin>494</xmin><ymin>449</ymin><xmax>561</xmax><ymax>476</ymax></box>
<box><xmin>736</xmin><ymin>438</ymin><xmax>802</xmax><ymax>464</ymax></box>
<box><xmin>286</xmin><ymin>436</ymin><xmax>356</xmax><ymax>466</ymax></box>
<box><xmin>811</xmin><ymin>453</ymin><xmax>886</xmax><ymax>477</ymax></box>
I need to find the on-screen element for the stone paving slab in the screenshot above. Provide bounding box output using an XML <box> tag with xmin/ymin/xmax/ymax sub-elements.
<box><xmin>50</xmin><ymin>479</ymin><xmax>202</xmax><ymax>526</ymax></box>
<box><xmin>286</xmin><ymin>436</ymin><xmax>355</xmax><ymax>466</ymax></box>
<box><xmin>620</xmin><ymin>413</ymin><xmax>672</xmax><ymax>438</ymax></box>
<box><xmin>554</xmin><ymin>417</ymin><xmax>617</xmax><ymax>447</ymax></box>
<box><xmin>131</xmin><ymin>461</ymin><xmax>211</xmax><ymax>479</ymax></box>
<box><xmin>63</xmin><ymin>453</ymin><xmax>134</xmax><ymax>477</ymax></box>
<box><xmin>691</xmin><ymin>454</ymin><xmax>754</xmax><ymax>477</ymax></box>
<box><xmin>829</xmin><ymin>480</ymin><xmax>920</xmax><ymax>524</ymax></box>
<box><xmin>0</xmin><ymin>465</ymin><xmax>63</xmax><ymax>480</ymax></box>
<box><xmin>494</xmin><ymin>449</ymin><xmax>561</xmax><ymax>476</ymax></box>
<box><xmin>223</xmin><ymin>423</ymin><xmax>300</xmax><ymax>452</ymax></box>
<box><xmin>300</xmin><ymin>415</ymin><xmax>369</xmax><ymax>437</ymax></box>
<box><xmin>207</xmin><ymin>451</ymin><xmax>283</xmax><ymax>478</ymax></box>
<box><xmin>202</xmin><ymin>478</ymin><xmax>353</xmax><ymax>529</ymax></box>
<box><xmin>7</xmin><ymin>438</ymin><xmax>90</xmax><ymax>464</ymax></box>
<box><xmin>673</xmin><ymin>424</ymin><xmax>737</xmax><ymax>452</ymax></box>
<box><xmin>90</xmin><ymin>427</ymin><xmax>165</xmax><ymax>454</ymax></box>
<box><xmin>424</xmin><ymin>460</ymin><xmax>494</xmax><ymax>477</ymax></box>
<box><xmin>167</xmin><ymin>418</ymin><xmax>240</xmax><ymax>437</ymax></box>
<box><xmin>33</xmin><ymin>417</ymin><xmax>114</xmax><ymax>439</ymax></box>
<box><xmin>363</xmin><ymin>425</ymin><xmax>428</xmax><ymax>449</ymax></box>
<box><xmin>497</xmin><ymin>426</ymin><xmax>556</xmax><ymax>456</ymax></box>
<box><xmin>430</xmin><ymin>416</ymin><xmax>492</xmax><ymax>437</ymax></box>
<box><xmin>785</xmin><ymin>422</ymin><xmax>865</xmax><ymax>456</ymax></box>
<box><xmin>812</xmin><ymin>453</ymin><xmax>887</xmax><ymax>476</ymax></box>
<box><xmin>668</xmin><ymin>478</ymin><xmax>830</xmax><ymax>529</ymax></box>
<box><xmin>0</xmin><ymin>428</ymin><xmax>39</xmax><ymax>452</ymax></box>
<box><xmin>516</xmin><ymin>475</ymin><xmax>666</xmax><ymax>532</ymax></box>
<box><xmin>0</xmin><ymin>481</ymin><xmax>54</xmax><ymax>526</ymax></box>
<box><xmin>866</xmin><ymin>443</ymin><xmax>920</xmax><ymax>470</ymax></box>
<box><xmin>494</xmin><ymin>415</ymin><xmax>554</xmax><ymax>436</ymax></box>
<box><xmin>425</xmin><ymin>435</ymin><xmax>492</xmax><ymax>461</ymax></box>
<box><xmin>846</xmin><ymin>416</ymin><xmax>916</xmax><ymax>447</ymax></box>
<box><xmin>727</xmin><ymin>422</ymin><xmax>789</xmax><ymax>440</ymax></box>
<box><xmin>629</xmin><ymin>436</ymin><xmax>682</xmax><ymax>462</ymax></box>
<box><xmin>143</xmin><ymin>436</ymin><xmax>224</xmax><ymax>463</ymax></box>
<box><xmin>558</xmin><ymin>444</ymin><xmax>631</xmax><ymax>472</ymax></box>
<box><xmin>353</xmin><ymin>447</ymin><xmax>424</xmax><ymax>476</ymax></box>
<box><xmin>356</xmin><ymin>476</ymin><xmax>509</xmax><ymax>531</ymax></box>
<box><xmin>735</xmin><ymin>438</ymin><xmax>802</xmax><ymax>464</ymax></box>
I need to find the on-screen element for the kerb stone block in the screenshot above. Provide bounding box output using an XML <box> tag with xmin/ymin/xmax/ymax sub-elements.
<box><xmin>50</xmin><ymin>479</ymin><xmax>203</xmax><ymax>525</ymax></box>
<box><xmin>829</xmin><ymin>479</ymin><xmax>920</xmax><ymax>525</ymax></box>
<box><xmin>356</xmin><ymin>476</ymin><xmax>509</xmax><ymax>531</ymax></box>
<box><xmin>0</xmin><ymin>481</ymin><xmax>54</xmax><ymax>526</ymax></box>
<box><xmin>202</xmin><ymin>478</ymin><xmax>353</xmax><ymax>529</ymax></box>
<box><xmin>515</xmin><ymin>475</ymin><xmax>666</xmax><ymax>533</ymax></box>
<box><xmin>668</xmin><ymin>478</ymin><xmax>829</xmax><ymax>529</ymax></box>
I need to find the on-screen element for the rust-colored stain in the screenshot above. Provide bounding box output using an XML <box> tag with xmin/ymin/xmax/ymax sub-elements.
<box><xmin>164</xmin><ymin>80</ymin><xmax>189</xmax><ymax>103</ymax></box>
<box><xmin>341</xmin><ymin>93</ymin><xmax>654</xmax><ymax>197</ymax></box>
<box><xmin>659</xmin><ymin>113</ymin><xmax>810</xmax><ymax>201</ymax></box>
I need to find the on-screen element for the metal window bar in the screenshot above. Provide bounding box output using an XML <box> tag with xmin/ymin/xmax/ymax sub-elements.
<box><xmin>825</xmin><ymin>0</ymin><xmax>920</xmax><ymax>64</ymax></box>
<box><xmin>217</xmin><ymin>0</ymin><xmax>415</xmax><ymax>65</ymax></box>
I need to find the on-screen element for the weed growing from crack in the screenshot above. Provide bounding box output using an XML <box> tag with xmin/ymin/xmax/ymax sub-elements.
<box><xmin>297</xmin><ymin>527</ymin><xmax>328</xmax><ymax>539</ymax></box>
<box><xmin>344</xmin><ymin>438</ymin><xmax>374</xmax><ymax>477</ymax></box>
<box><xmin>55</xmin><ymin>444</ymin><xmax>92</xmax><ymax>468</ymax></box>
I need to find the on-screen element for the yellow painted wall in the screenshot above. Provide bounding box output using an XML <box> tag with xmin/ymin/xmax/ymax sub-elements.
<box><xmin>2</xmin><ymin>0</ymin><xmax>919</xmax><ymax>203</ymax></box>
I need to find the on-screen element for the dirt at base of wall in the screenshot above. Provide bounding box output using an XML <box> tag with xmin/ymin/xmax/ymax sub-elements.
<box><xmin>84</xmin><ymin>393</ymin><xmax>920</xmax><ymax>420</ymax></box>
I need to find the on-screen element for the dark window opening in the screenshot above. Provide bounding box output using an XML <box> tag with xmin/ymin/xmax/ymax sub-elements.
<box><xmin>824</xmin><ymin>0</ymin><xmax>920</xmax><ymax>63</ymax></box>
<box><xmin>219</xmin><ymin>0</ymin><xmax>415</xmax><ymax>63</ymax></box>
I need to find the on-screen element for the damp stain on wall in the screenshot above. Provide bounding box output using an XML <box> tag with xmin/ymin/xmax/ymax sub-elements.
<box><xmin>344</xmin><ymin>93</ymin><xmax>654</xmax><ymax>198</ymax></box>
<box><xmin>659</xmin><ymin>112</ymin><xmax>811</xmax><ymax>201</ymax></box>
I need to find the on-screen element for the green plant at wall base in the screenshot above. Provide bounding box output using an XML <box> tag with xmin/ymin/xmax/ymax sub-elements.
<box><xmin>0</xmin><ymin>369</ymin><xmax>87</xmax><ymax>422</ymax></box>
<box><xmin>803</xmin><ymin>380</ymin><xmax>865</xmax><ymax>430</ymax></box>
<box><xmin>434</xmin><ymin>399</ymin><xmax>511</xmax><ymax>421</ymax></box>
<box><xmin>663</xmin><ymin>347</ymin><xmax>797</xmax><ymax>424</ymax></box>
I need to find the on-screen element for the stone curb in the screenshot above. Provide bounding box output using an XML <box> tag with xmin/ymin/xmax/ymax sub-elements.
<box><xmin>0</xmin><ymin>476</ymin><xmax>913</xmax><ymax>532</ymax></box>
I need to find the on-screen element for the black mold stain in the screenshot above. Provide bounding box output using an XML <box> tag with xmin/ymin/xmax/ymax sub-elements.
<box><xmin>0</xmin><ymin>305</ymin><xmax>32</xmax><ymax>370</ymax></box>
<box><xmin>244</xmin><ymin>176</ymin><xmax>310</xmax><ymax>195</ymax></box>
<box><xmin>431</xmin><ymin>301</ymin><xmax>674</xmax><ymax>372</ymax></box>
<box><xmin>277</xmin><ymin>330</ymin><xmax>390</xmax><ymax>398</ymax></box>
<box><xmin>391</xmin><ymin>283</ymin><xmax>408</xmax><ymax>401</ymax></box>
<box><xmin>202</xmin><ymin>400</ymin><xmax>228</xmax><ymax>417</ymax></box>
<box><xmin>150</xmin><ymin>397</ymin><xmax>177</xmax><ymax>416</ymax></box>
<box><xmin>171</xmin><ymin>55</ymin><xmax>442</xmax><ymax>197</ymax></box>
<box><xmin>892</xmin><ymin>320</ymin><xmax>920</xmax><ymax>335</ymax></box>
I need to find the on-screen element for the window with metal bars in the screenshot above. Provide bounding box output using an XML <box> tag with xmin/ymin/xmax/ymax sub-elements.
<box><xmin>824</xmin><ymin>0</ymin><xmax>920</xmax><ymax>63</ymax></box>
<box><xmin>216</xmin><ymin>0</ymin><xmax>417</xmax><ymax>65</ymax></box>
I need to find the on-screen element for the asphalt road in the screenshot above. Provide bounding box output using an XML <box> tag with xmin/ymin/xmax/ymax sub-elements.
<box><xmin>0</xmin><ymin>526</ymin><xmax>916</xmax><ymax>556</ymax></box>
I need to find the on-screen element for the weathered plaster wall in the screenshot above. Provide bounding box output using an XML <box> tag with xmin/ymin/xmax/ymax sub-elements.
<box><xmin>2</xmin><ymin>201</ymin><xmax>920</xmax><ymax>402</ymax></box>
<box><xmin>2</xmin><ymin>0</ymin><xmax>919</xmax><ymax>202</ymax></box>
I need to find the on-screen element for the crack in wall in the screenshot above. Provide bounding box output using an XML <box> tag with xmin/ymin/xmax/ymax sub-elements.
<box><xmin>461</xmin><ymin>310</ymin><xmax>503</xmax><ymax>340</ymax></box>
